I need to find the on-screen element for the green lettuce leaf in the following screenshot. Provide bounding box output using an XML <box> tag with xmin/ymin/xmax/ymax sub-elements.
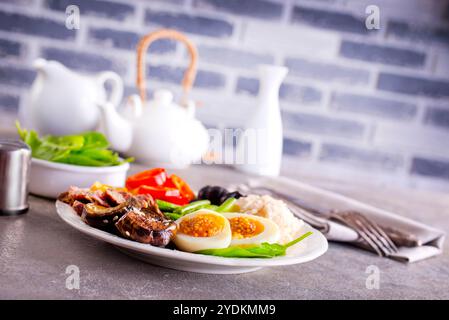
<box><xmin>195</xmin><ymin>231</ymin><xmax>313</xmax><ymax>258</ymax></box>
<box><xmin>16</xmin><ymin>121</ymin><xmax>132</xmax><ymax>167</ymax></box>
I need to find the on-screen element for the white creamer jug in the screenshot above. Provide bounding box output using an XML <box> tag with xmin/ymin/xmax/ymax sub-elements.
<box><xmin>21</xmin><ymin>58</ymin><xmax>123</xmax><ymax>135</ymax></box>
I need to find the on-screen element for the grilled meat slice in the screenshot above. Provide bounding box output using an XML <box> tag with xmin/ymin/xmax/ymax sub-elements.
<box><xmin>104</xmin><ymin>189</ymin><xmax>129</xmax><ymax>206</ymax></box>
<box><xmin>141</xmin><ymin>199</ymin><xmax>164</xmax><ymax>218</ymax></box>
<box><xmin>115</xmin><ymin>209</ymin><xmax>177</xmax><ymax>247</ymax></box>
<box><xmin>89</xmin><ymin>191</ymin><xmax>110</xmax><ymax>207</ymax></box>
<box><xmin>60</xmin><ymin>186</ymin><xmax>176</xmax><ymax>246</ymax></box>
<box><xmin>82</xmin><ymin>199</ymin><xmax>135</xmax><ymax>230</ymax></box>
<box><xmin>81</xmin><ymin>196</ymin><xmax>157</xmax><ymax>231</ymax></box>
<box><xmin>58</xmin><ymin>191</ymin><xmax>72</xmax><ymax>204</ymax></box>
<box><xmin>72</xmin><ymin>200</ymin><xmax>85</xmax><ymax>216</ymax></box>
<box><xmin>58</xmin><ymin>186</ymin><xmax>109</xmax><ymax>207</ymax></box>
<box><xmin>132</xmin><ymin>194</ymin><xmax>150</xmax><ymax>208</ymax></box>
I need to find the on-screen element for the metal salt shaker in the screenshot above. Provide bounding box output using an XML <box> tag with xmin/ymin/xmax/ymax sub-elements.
<box><xmin>0</xmin><ymin>139</ymin><xmax>31</xmax><ymax>215</ymax></box>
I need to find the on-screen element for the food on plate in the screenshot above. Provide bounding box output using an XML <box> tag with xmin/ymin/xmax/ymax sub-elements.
<box><xmin>156</xmin><ymin>199</ymin><xmax>181</xmax><ymax>212</ymax></box>
<box><xmin>16</xmin><ymin>122</ymin><xmax>133</xmax><ymax>167</ymax></box>
<box><xmin>215</xmin><ymin>197</ymin><xmax>237</xmax><ymax>212</ymax></box>
<box><xmin>90</xmin><ymin>181</ymin><xmax>127</xmax><ymax>193</ymax></box>
<box><xmin>197</xmin><ymin>185</ymin><xmax>244</xmax><ymax>205</ymax></box>
<box><xmin>126</xmin><ymin>168</ymin><xmax>195</xmax><ymax>205</ymax></box>
<box><xmin>196</xmin><ymin>231</ymin><xmax>312</xmax><ymax>258</ymax></box>
<box><xmin>115</xmin><ymin>208</ymin><xmax>177</xmax><ymax>247</ymax></box>
<box><xmin>156</xmin><ymin>197</ymin><xmax>236</xmax><ymax>221</ymax></box>
<box><xmin>58</xmin><ymin>185</ymin><xmax>130</xmax><ymax>216</ymax></box>
<box><xmin>221</xmin><ymin>212</ymin><xmax>280</xmax><ymax>246</ymax></box>
<box><xmin>235</xmin><ymin>195</ymin><xmax>305</xmax><ymax>244</ymax></box>
<box><xmin>173</xmin><ymin>200</ymin><xmax>211</xmax><ymax>215</ymax></box>
<box><xmin>173</xmin><ymin>210</ymin><xmax>232</xmax><ymax>252</ymax></box>
<box><xmin>82</xmin><ymin>200</ymin><xmax>134</xmax><ymax>231</ymax></box>
<box><xmin>58</xmin><ymin>183</ymin><xmax>176</xmax><ymax>247</ymax></box>
<box><xmin>57</xmin><ymin>168</ymin><xmax>312</xmax><ymax>258</ymax></box>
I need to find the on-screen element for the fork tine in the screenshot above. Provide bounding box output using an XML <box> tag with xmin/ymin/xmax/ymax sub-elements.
<box><xmin>353</xmin><ymin>218</ymin><xmax>391</xmax><ymax>256</ymax></box>
<box><xmin>331</xmin><ymin>213</ymin><xmax>384</xmax><ymax>256</ymax></box>
<box><xmin>357</xmin><ymin>214</ymin><xmax>398</xmax><ymax>253</ymax></box>
<box><xmin>334</xmin><ymin>211</ymin><xmax>398</xmax><ymax>257</ymax></box>
<box><xmin>349</xmin><ymin>212</ymin><xmax>397</xmax><ymax>256</ymax></box>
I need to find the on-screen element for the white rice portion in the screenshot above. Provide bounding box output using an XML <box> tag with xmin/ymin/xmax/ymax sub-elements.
<box><xmin>235</xmin><ymin>195</ymin><xmax>304</xmax><ymax>244</ymax></box>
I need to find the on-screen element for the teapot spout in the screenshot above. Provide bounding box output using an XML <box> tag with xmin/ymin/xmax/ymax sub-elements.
<box><xmin>33</xmin><ymin>58</ymin><xmax>48</xmax><ymax>72</ymax></box>
<box><xmin>32</xmin><ymin>58</ymin><xmax>72</xmax><ymax>82</ymax></box>
<box><xmin>97</xmin><ymin>102</ymin><xmax>133</xmax><ymax>154</ymax></box>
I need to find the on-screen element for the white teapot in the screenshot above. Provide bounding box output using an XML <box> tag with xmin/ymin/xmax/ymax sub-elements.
<box><xmin>21</xmin><ymin>58</ymin><xmax>123</xmax><ymax>135</ymax></box>
<box><xmin>98</xmin><ymin>29</ymin><xmax>209</xmax><ymax>168</ymax></box>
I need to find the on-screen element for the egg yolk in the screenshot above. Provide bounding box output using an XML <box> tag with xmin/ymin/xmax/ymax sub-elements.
<box><xmin>229</xmin><ymin>216</ymin><xmax>265</xmax><ymax>239</ymax></box>
<box><xmin>179</xmin><ymin>214</ymin><xmax>225</xmax><ymax>237</ymax></box>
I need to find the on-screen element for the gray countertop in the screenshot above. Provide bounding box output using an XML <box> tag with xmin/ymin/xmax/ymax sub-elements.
<box><xmin>1</xmin><ymin>163</ymin><xmax>448</xmax><ymax>300</ymax></box>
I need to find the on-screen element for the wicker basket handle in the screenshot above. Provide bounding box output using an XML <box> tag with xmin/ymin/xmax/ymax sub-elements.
<box><xmin>136</xmin><ymin>29</ymin><xmax>198</xmax><ymax>103</ymax></box>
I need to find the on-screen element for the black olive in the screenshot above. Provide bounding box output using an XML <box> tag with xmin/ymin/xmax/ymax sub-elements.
<box><xmin>219</xmin><ymin>191</ymin><xmax>244</xmax><ymax>204</ymax></box>
<box><xmin>197</xmin><ymin>185</ymin><xmax>228</xmax><ymax>205</ymax></box>
<box><xmin>198</xmin><ymin>186</ymin><xmax>245</xmax><ymax>205</ymax></box>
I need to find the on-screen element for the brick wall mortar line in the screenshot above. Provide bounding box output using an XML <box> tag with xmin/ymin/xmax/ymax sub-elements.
<box><xmin>281</xmin><ymin>0</ymin><xmax>293</xmax><ymax>25</ymax></box>
<box><xmin>132</xmin><ymin>1</ymin><xmax>146</xmax><ymax>30</ymax></box>
<box><xmin>76</xmin><ymin>15</ymin><xmax>89</xmax><ymax>48</ymax></box>
<box><xmin>414</xmin><ymin>99</ymin><xmax>428</xmax><ymax>125</ymax></box>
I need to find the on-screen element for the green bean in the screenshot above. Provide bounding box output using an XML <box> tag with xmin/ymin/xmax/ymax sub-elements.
<box><xmin>204</xmin><ymin>204</ymin><xmax>219</xmax><ymax>211</ymax></box>
<box><xmin>156</xmin><ymin>199</ymin><xmax>180</xmax><ymax>212</ymax></box>
<box><xmin>175</xmin><ymin>200</ymin><xmax>210</xmax><ymax>215</ymax></box>
<box><xmin>163</xmin><ymin>212</ymin><xmax>182</xmax><ymax>220</ymax></box>
<box><xmin>216</xmin><ymin>197</ymin><xmax>236</xmax><ymax>212</ymax></box>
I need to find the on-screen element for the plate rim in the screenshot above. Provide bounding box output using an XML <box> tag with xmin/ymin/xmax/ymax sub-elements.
<box><xmin>55</xmin><ymin>200</ymin><xmax>328</xmax><ymax>267</ymax></box>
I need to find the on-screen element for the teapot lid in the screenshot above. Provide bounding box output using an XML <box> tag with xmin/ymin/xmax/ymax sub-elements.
<box><xmin>152</xmin><ymin>89</ymin><xmax>174</xmax><ymax>107</ymax></box>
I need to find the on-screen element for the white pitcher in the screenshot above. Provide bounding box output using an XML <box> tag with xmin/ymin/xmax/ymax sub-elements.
<box><xmin>235</xmin><ymin>64</ymin><xmax>288</xmax><ymax>176</ymax></box>
<box><xmin>21</xmin><ymin>58</ymin><xmax>123</xmax><ymax>135</ymax></box>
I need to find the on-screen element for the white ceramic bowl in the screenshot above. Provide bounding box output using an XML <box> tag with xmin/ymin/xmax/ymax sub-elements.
<box><xmin>29</xmin><ymin>158</ymin><xmax>130</xmax><ymax>198</ymax></box>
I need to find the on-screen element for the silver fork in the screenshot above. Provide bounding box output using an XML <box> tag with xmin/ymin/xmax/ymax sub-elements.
<box><xmin>330</xmin><ymin>211</ymin><xmax>398</xmax><ymax>257</ymax></box>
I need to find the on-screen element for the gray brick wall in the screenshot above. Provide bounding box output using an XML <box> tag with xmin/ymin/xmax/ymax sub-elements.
<box><xmin>1</xmin><ymin>0</ymin><xmax>449</xmax><ymax>191</ymax></box>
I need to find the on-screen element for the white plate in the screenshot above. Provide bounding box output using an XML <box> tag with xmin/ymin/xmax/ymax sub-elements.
<box><xmin>30</xmin><ymin>158</ymin><xmax>129</xmax><ymax>198</ymax></box>
<box><xmin>56</xmin><ymin>201</ymin><xmax>328</xmax><ymax>274</ymax></box>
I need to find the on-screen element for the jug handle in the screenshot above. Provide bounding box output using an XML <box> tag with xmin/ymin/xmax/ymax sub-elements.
<box><xmin>136</xmin><ymin>29</ymin><xmax>198</xmax><ymax>104</ymax></box>
<box><xmin>97</xmin><ymin>71</ymin><xmax>124</xmax><ymax>108</ymax></box>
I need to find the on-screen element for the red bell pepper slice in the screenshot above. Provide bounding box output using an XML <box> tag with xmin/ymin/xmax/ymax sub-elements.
<box><xmin>135</xmin><ymin>185</ymin><xmax>190</xmax><ymax>205</ymax></box>
<box><xmin>126</xmin><ymin>168</ymin><xmax>167</xmax><ymax>190</ymax></box>
<box><xmin>126</xmin><ymin>168</ymin><xmax>196</xmax><ymax>205</ymax></box>
<box><xmin>167</xmin><ymin>174</ymin><xmax>195</xmax><ymax>202</ymax></box>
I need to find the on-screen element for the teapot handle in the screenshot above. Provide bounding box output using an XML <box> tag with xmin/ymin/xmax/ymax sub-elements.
<box><xmin>97</xmin><ymin>71</ymin><xmax>124</xmax><ymax>108</ymax></box>
<box><xmin>136</xmin><ymin>29</ymin><xmax>198</xmax><ymax>103</ymax></box>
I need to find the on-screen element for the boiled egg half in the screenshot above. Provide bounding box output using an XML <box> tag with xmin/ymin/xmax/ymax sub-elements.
<box><xmin>174</xmin><ymin>209</ymin><xmax>232</xmax><ymax>252</ymax></box>
<box><xmin>222</xmin><ymin>212</ymin><xmax>280</xmax><ymax>246</ymax></box>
